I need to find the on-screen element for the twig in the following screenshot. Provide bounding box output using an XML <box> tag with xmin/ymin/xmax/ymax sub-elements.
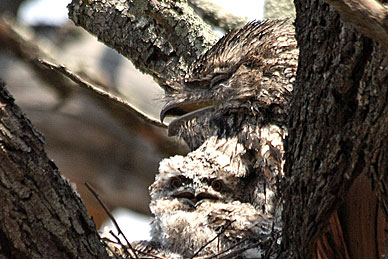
<box><xmin>109</xmin><ymin>230</ymin><xmax>135</xmax><ymax>259</ymax></box>
<box><xmin>102</xmin><ymin>235</ymin><xmax>121</xmax><ymax>259</ymax></box>
<box><xmin>108</xmin><ymin>230</ymin><xmax>135</xmax><ymax>259</ymax></box>
<box><xmin>107</xmin><ymin>245</ymin><xmax>121</xmax><ymax>259</ymax></box>
<box><xmin>108</xmin><ymin>231</ymin><xmax>124</xmax><ymax>246</ymax></box>
<box><xmin>101</xmin><ymin>237</ymin><xmax>120</xmax><ymax>245</ymax></box>
<box><xmin>203</xmin><ymin>238</ymin><xmax>249</xmax><ymax>259</ymax></box>
<box><xmin>0</xmin><ymin>17</ymin><xmax>73</xmax><ymax>99</ymax></box>
<box><xmin>191</xmin><ymin>220</ymin><xmax>235</xmax><ymax>258</ymax></box>
<box><xmin>39</xmin><ymin>59</ymin><xmax>166</xmax><ymax>129</ymax></box>
<box><xmin>0</xmin><ymin>18</ymin><xmax>189</xmax><ymax>157</ymax></box>
<box><xmin>85</xmin><ymin>182</ymin><xmax>139</xmax><ymax>259</ymax></box>
<box><xmin>38</xmin><ymin>58</ymin><xmax>191</xmax><ymax>156</ymax></box>
<box><xmin>324</xmin><ymin>0</ymin><xmax>388</xmax><ymax>50</ymax></box>
<box><xmin>263</xmin><ymin>223</ymin><xmax>280</xmax><ymax>259</ymax></box>
<box><xmin>133</xmin><ymin>249</ymin><xmax>168</xmax><ymax>259</ymax></box>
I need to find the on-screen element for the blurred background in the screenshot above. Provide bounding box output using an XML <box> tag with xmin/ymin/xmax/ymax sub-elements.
<box><xmin>0</xmin><ymin>0</ymin><xmax>265</xmax><ymax>242</ymax></box>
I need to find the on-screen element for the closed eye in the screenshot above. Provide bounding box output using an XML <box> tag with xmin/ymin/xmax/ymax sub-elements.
<box><xmin>209</xmin><ymin>73</ymin><xmax>230</xmax><ymax>87</ymax></box>
<box><xmin>184</xmin><ymin>71</ymin><xmax>232</xmax><ymax>89</ymax></box>
<box><xmin>184</xmin><ymin>79</ymin><xmax>208</xmax><ymax>89</ymax></box>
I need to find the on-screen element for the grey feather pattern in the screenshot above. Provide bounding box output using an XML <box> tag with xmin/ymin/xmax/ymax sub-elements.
<box><xmin>132</xmin><ymin>20</ymin><xmax>298</xmax><ymax>258</ymax></box>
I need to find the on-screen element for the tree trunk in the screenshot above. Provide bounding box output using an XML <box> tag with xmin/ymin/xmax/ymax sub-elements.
<box><xmin>0</xmin><ymin>80</ymin><xmax>108</xmax><ymax>258</ymax></box>
<box><xmin>0</xmin><ymin>0</ymin><xmax>387</xmax><ymax>257</ymax></box>
<box><xmin>282</xmin><ymin>0</ymin><xmax>388</xmax><ymax>257</ymax></box>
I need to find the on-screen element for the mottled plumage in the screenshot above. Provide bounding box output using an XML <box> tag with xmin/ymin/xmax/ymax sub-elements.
<box><xmin>133</xmin><ymin>20</ymin><xmax>298</xmax><ymax>258</ymax></box>
<box><xmin>161</xmin><ymin>20</ymin><xmax>297</xmax><ymax>152</ymax></box>
<box><xmin>162</xmin><ymin>19</ymin><xmax>297</xmax><ymax>196</ymax></box>
<box><xmin>133</xmin><ymin>138</ymin><xmax>277</xmax><ymax>257</ymax></box>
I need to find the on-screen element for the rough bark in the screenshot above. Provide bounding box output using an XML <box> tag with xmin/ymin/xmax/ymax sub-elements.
<box><xmin>0</xmin><ymin>0</ymin><xmax>387</xmax><ymax>257</ymax></box>
<box><xmin>68</xmin><ymin>0</ymin><xmax>387</xmax><ymax>257</ymax></box>
<box><xmin>282</xmin><ymin>0</ymin><xmax>388</xmax><ymax>257</ymax></box>
<box><xmin>0</xmin><ymin>80</ymin><xmax>109</xmax><ymax>258</ymax></box>
<box><xmin>68</xmin><ymin>0</ymin><xmax>219</xmax><ymax>92</ymax></box>
<box><xmin>324</xmin><ymin>0</ymin><xmax>388</xmax><ymax>50</ymax></box>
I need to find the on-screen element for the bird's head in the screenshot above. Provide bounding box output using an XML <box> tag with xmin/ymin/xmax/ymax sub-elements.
<box><xmin>160</xmin><ymin>20</ymin><xmax>297</xmax><ymax>148</ymax></box>
<box><xmin>150</xmin><ymin>143</ymin><xmax>248</xmax><ymax>212</ymax></box>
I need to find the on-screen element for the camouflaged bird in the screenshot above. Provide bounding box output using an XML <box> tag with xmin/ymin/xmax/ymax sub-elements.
<box><xmin>132</xmin><ymin>20</ymin><xmax>298</xmax><ymax>258</ymax></box>
<box><xmin>161</xmin><ymin>19</ymin><xmax>297</xmax><ymax>197</ymax></box>
<box><xmin>131</xmin><ymin>137</ymin><xmax>279</xmax><ymax>258</ymax></box>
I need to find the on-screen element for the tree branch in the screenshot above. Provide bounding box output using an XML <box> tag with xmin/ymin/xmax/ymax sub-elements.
<box><xmin>60</xmin><ymin>0</ymin><xmax>388</xmax><ymax>257</ymax></box>
<box><xmin>0</xmin><ymin>17</ymin><xmax>73</xmax><ymax>99</ymax></box>
<box><xmin>284</xmin><ymin>0</ymin><xmax>388</xmax><ymax>256</ymax></box>
<box><xmin>0</xmin><ymin>17</ymin><xmax>189</xmax><ymax>157</ymax></box>
<box><xmin>324</xmin><ymin>0</ymin><xmax>388</xmax><ymax>50</ymax></box>
<box><xmin>39</xmin><ymin>59</ymin><xmax>166</xmax><ymax>129</ymax></box>
<box><xmin>68</xmin><ymin>0</ymin><xmax>219</xmax><ymax>91</ymax></box>
<box><xmin>0</xmin><ymin>80</ymin><xmax>109</xmax><ymax>258</ymax></box>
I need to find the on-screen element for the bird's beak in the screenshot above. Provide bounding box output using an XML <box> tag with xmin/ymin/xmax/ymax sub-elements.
<box><xmin>160</xmin><ymin>100</ymin><xmax>215</xmax><ymax>122</ymax></box>
<box><xmin>174</xmin><ymin>191</ymin><xmax>218</xmax><ymax>207</ymax></box>
<box><xmin>160</xmin><ymin>100</ymin><xmax>215</xmax><ymax>136</ymax></box>
<box><xmin>173</xmin><ymin>191</ymin><xmax>197</xmax><ymax>207</ymax></box>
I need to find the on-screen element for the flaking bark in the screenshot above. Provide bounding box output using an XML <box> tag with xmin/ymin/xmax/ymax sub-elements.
<box><xmin>0</xmin><ymin>80</ymin><xmax>109</xmax><ymax>258</ymax></box>
<box><xmin>0</xmin><ymin>0</ymin><xmax>386</xmax><ymax>257</ymax></box>
<box><xmin>67</xmin><ymin>0</ymin><xmax>388</xmax><ymax>257</ymax></box>
<box><xmin>68</xmin><ymin>0</ymin><xmax>219</xmax><ymax>92</ymax></box>
<box><xmin>282</xmin><ymin>0</ymin><xmax>388</xmax><ymax>257</ymax></box>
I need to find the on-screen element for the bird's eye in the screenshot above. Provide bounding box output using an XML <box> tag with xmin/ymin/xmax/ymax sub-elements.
<box><xmin>210</xmin><ymin>73</ymin><xmax>228</xmax><ymax>87</ymax></box>
<box><xmin>211</xmin><ymin>179</ymin><xmax>224</xmax><ymax>191</ymax></box>
<box><xmin>184</xmin><ymin>79</ymin><xmax>208</xmax><ymax>89</ymax></box>
<box><xmin>169</xmin><ymin>177</ymin><xmax>182</xmax><ymax>189</ymax></box>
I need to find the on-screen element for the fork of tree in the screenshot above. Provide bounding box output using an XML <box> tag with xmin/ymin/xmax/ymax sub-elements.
<box><xmin>0</xmin><ymin>0</ymin><xmax>387</xmax><ymax>258</ymax></box>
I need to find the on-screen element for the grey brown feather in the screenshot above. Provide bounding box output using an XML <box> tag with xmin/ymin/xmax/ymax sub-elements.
<box><xmin>139</xmin><ymin>140</ymin><xmax>278</xmax><ymax>258</ymax></box>
<box><xmin>162</xmin><ymin>20</ymin><xmax>297</xmax><ymax>152</ymax></box>
<box><xmin>162</xmin><ymin>19</ymin><xmax>297</xmax><ymax>195</ymax></box>
<box><xmin>134</xmin><ymin>20</ymin><xmax>298</xmax><ymax>258</ymax></box>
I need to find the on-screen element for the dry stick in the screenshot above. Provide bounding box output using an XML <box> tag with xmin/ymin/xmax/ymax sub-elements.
<box><xmin>39</xmin><ymin>59</ymin><xmax>167</xmax><ymax>129</ymax></box>
<box><xmin>263</xmin><ymin>223</ymin><xmax>280</xmax><ymax>259</ymax></box>
<box><xmin>106</xmin><ymin>246</ymin><xmax>121</xmax><ymax>259</ymax></box>
<box><xmin>101</xmin><ymin>237</ymin><xmax>120</xmax><ymax>245</ymax></box>
<box><xmin>0</xmin><ymin>17</ymin><xmax>73</xmax><ymax>99</ymax></box>
<box><xmin>108</xmin><ymin>233</ymin><xmax>166</xmax><ymax>259</ymax></box>
<box><xmin>102</xmin><ymin>236</ymin><xmax>121</xmax><ymax>259</ymax></box>
<box><xmin>108</xmin><ymin>231</ymin><xmax>127</xmax><ymax>250</ymax></box>
<box><xmin>203</xmin><ymin>238</ymin><xmax>249</xmax><ymax>259</ymax></box>
<box><xmin>190</xmin><ymin>220</ymin><xmax>236</xmax><ymax>258</ymax></box>
<box><xmin>1</xmin><ymin>18</ymin><xmax>187</xmax><ymax>159</ymax></box>
<box><xmin>133</xmin><ymin>250</ymin><xmax>168</xmax><ymax>259</ymax></box>
<box><xmin>109</xmin><ymin>230</ymin><xmax>135</xmax><ymax>259</ymax></box>
<box><xmin>85</xmin><ymin>182</ymin><xmax>139</xmax><ymax>259</ymax></box>
<box><xmin>0</xmin><ymin>18</ymin><xmax>166</xmax><ymax>129</ymax></box>
<box><xmin>88</xmin><ymin>186</ymin><xmax>167</xmax><ymax>259</ymax></box>
<box><xmin>202</xmin><ymin>223</ymin><xmax>278</xmax><ymax>259</ymax></box>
